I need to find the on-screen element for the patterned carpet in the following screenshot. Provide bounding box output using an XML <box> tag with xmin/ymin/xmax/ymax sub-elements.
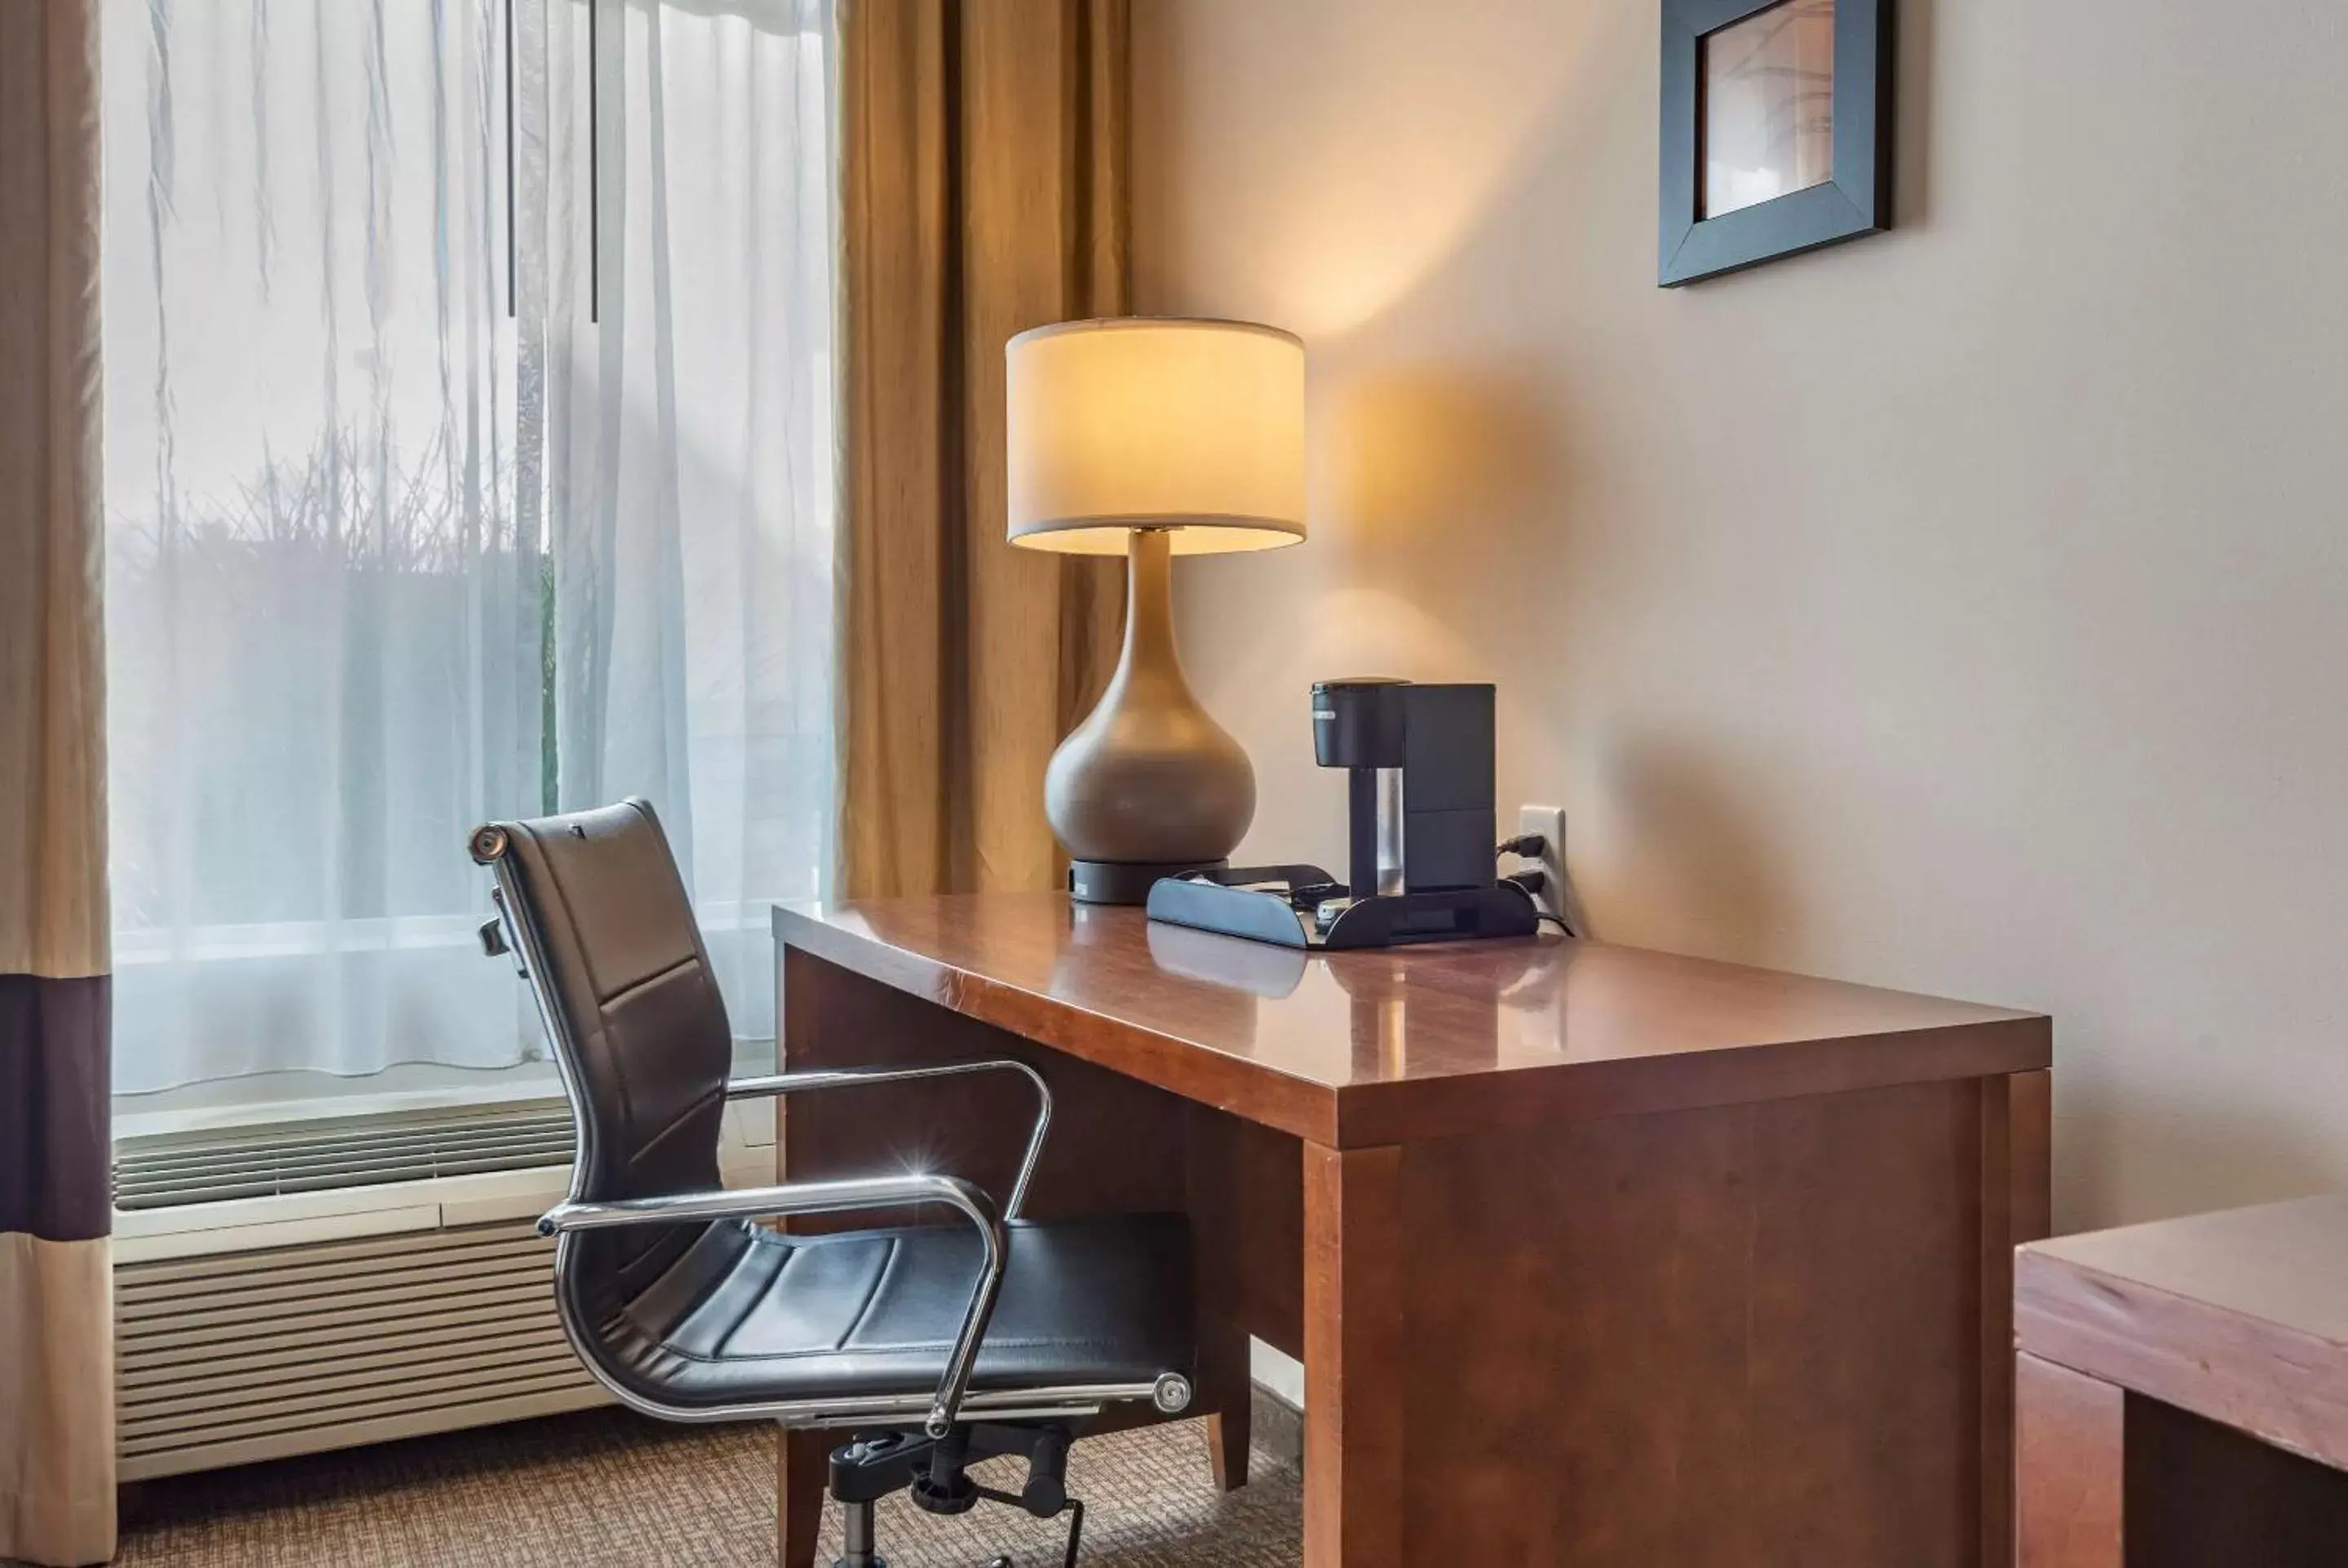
<box><xmin>111</xmin><ymin>1408</ymin><xmax>1302</xmax><ymax>1567</ymax></box>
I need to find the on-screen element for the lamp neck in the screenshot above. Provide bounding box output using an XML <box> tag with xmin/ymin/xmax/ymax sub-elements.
<box><xmin>1122</xmin><ymin>530</ymin><xmax>1174</xmax><ymax>657</ymax></box>
<box><xmin>1121</xmin><ymin>528</ymin><xmax>1179</xmax><ymax>680</ymax></box>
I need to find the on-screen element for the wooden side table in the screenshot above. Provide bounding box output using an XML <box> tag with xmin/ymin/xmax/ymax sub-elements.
<box><xmin>2015</xmin><ymin>1192</ymin><xmax>2348</xmax><ymax>1566</ymax></box>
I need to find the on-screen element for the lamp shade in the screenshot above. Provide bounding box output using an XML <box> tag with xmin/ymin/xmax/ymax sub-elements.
<box><xmin>1006</xmin><ymin>317</ymin><xmax>1306</xmax><ymax>556</ymax></box>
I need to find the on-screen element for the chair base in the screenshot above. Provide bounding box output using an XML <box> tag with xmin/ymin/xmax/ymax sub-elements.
<box><xmin>827</xmin><ymin>1424</ymin><xmax>1086</xmax><ymax>1568</ymax></box>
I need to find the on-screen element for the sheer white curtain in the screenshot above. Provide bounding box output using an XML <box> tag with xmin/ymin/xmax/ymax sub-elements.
<box><xmin>103</xmin><ymin>0</ymin><xmax>543</xmax><ymax>1094</ymax></box>
<box><xmin>539</xmin><ymin>0</ymin><xmax>837</xmax><ymax>1042</ymax></box>
<box><xmin>101</xmin><ymin>0</ymin><xmax>834</xmax><ymax>1096</ymax></box>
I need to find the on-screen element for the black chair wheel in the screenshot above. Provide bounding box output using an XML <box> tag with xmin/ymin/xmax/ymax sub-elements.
<box><xmin>986</xmin><ymin>1558</ymin><xmax>1014</xmax><ymax>1568</ymax></box>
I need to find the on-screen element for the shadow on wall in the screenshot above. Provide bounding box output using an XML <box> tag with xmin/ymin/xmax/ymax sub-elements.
<box><xmin>1320</xmin><ymin>364</ymin><xmax>1618</xmax><ymax>877</ymax></box>
<box><xmin>1585</xmin><ymin>727</ymin><xmax>1797</xmax><ymax>970</ymax></box>
<box><xmin>1317</xmin><ymin>367</ymin><xmax>1811</xmax><ymax>974</ymax></box>
<box><xmin>1319</xmin><ymin>363</ymin><xmax>1588</xmax><ymax>711</ymax></box>
<box><xmin>1895</xmin><ymin>0</ymin><xmax>1935</xmax><ymax>227</ymax></box>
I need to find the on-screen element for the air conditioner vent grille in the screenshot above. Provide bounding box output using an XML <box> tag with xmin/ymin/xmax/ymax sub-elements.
<box><xmin>115</xmin><ymin>1219</ymin><xmax>608</xmax><ymax>1480</ymax></box>
<box><xmin>113</xmin><ymin>1104</ymin><xmax>576</xmax><ymax>1211</ymax></box>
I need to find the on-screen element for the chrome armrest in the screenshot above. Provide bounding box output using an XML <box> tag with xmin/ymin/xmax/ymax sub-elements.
<box><xmin>723</xmin><ymin>1059</ymin><xmax>1052</xmax><ymax>1221</ymax></box>
<box><xmin>538</xmin><ymin>1173</ymin><xmax>1007</xmax><ymax>1440</ymax></box>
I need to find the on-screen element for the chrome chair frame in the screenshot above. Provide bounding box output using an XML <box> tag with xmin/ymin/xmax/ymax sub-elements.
<box><xmin>475</xmin><ymin>859</ymin><xmax>1192</xmax><ymax>1442</ymax></box>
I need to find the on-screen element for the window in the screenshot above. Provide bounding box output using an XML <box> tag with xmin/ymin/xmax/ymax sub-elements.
<box><xmin>101</xmin><ymin>0</ymin><xmax>834</xmax><ymax>1118</ymax></box>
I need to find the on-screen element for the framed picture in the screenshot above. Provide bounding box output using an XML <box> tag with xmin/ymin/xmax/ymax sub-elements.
<box><xmin>1658</xmin><ymin>0</ymin><xmax>1892</xmax><ymax>286</ymax></box>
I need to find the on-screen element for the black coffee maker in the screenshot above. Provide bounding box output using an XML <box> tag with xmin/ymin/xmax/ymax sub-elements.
<box><xmin>1144</xmin><ymin>679</ymin><xmax>1537</xmax><ymax>951</ymax></box>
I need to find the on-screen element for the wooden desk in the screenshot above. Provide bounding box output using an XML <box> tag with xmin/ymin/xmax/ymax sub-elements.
<box><xmin>773</xmin><ymin>894</ymin><xmax>2050</xmax><ymax>1567</ymax></box>
<box><xmin>2015</xmin><ymin>1194</ymin><xmax>2348</xmax><ymax>1567</ymax></box>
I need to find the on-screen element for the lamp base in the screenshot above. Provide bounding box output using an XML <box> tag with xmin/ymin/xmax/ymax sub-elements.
<box><xmin>1045</xmin><ymin>527</ymin><xmax>1255</xmax><ymax>889</ymax></box>
<box><xmin>1068</xmin><ymin>858</ymin><xmax>1227</xmax><ymax>907</ymax></box>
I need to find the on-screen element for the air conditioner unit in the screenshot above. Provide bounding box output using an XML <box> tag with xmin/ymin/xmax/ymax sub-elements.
<box><xmin>113</xmin><ymin>1096</ymin><xmax>774</xmax><ymax>1481</ymax></box>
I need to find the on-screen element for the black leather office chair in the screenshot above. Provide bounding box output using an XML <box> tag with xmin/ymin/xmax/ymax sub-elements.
<box><xmin>470</xmin><ymin>799</ymin><xmax>1196</xmax><ymax>1567</ymax></box>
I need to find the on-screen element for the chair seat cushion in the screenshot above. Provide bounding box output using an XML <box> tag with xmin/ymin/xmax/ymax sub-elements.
<box><xmin>580</xmin><ymin>1212</ymin><xmax>1195</xmax><ymax>1411</ymax></box>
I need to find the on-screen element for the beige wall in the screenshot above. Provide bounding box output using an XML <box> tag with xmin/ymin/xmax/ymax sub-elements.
<box><xmin>1133</xmin><ymin>0</ymin><xmax>2348</xmax><ymax>1231</ymax></box>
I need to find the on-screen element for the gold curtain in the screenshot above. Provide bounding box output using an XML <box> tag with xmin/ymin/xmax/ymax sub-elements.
<box><xmin>0</xmin><ymin>2</ymin><xmax>116</xmax><ymax>1563</ymax></box>
<box><xmin>838</xmin><ymin>0</ymin><xmax>1129</xmax><ymax>899</ymax></box>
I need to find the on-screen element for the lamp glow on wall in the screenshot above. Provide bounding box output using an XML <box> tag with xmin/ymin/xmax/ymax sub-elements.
<box><xmin>1007</xmin><ymin>317</ymin><xmax>1307</xmax><ymax>904</ymax></box>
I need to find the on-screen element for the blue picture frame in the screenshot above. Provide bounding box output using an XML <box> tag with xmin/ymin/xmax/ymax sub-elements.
<box><xmin>1659</xmin><ymin>0</ymin><xmax>1893</xmax><ymax>286</ymax></box>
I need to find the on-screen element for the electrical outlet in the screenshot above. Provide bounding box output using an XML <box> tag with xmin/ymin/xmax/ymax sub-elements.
<box><xmin>1516</xmin><ymin>804</ymin><xmax>1568</xmax><ymax>921</ymax></box>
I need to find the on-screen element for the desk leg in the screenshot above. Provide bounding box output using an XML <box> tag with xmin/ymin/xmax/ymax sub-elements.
<box><xmin>2015</xmin><ymin>1353</ymin><xmax>2123</xmax><ymax>1568</ymax></box>
<box><xmin>779</xmin><ymin>1426</ymin><xmax>829</xmax><ymax>1568</ymax></box>
<box><xmin>1983</xmin><ymin>1069</ymin><xmax>2053</xmax><ymax>1566</ymax></box>
<box><xmin>1302</xmin><ymin>1142</ymin><xmax>1405</xmax><ymax>1568</ymax></box>
<box><xmin>1202</xmin><ymin>1315</ymin><xmax>1253</xmax><ymax>1491</ymax></box>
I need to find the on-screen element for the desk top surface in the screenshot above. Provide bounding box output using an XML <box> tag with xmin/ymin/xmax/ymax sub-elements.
<box><xmin>2019</xmin><ymin>1192</ymin><xmax>2348</xmax><ymax>1467</ymax></box>
<box><xmin>774</xmin><ymin>893</ymin><xmax>2047</xmax><ymax>1145</ymax></box>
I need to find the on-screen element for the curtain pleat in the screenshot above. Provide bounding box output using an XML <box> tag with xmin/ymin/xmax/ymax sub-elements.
<box><xmin>0</xmin><ymin>0</ymin><xmax>117</xmax><ymax>1561</ymax></box>
<box><xmin>838</xmin><ymin>0</ymin><xmax>1127</xmax><ymax>899</ymax></box>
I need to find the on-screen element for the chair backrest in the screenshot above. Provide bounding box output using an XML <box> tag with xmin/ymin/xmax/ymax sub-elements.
<box><xmin>470</xmin><ymin>798</ymin><xmax>732</xmax><ymax>1208</ymax></box>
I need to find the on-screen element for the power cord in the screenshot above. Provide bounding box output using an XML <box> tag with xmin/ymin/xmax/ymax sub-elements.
<box><xmin>1500</xmin><ymin>827</ymin><xmax>1586</xmax><ymax>941</ymax></box>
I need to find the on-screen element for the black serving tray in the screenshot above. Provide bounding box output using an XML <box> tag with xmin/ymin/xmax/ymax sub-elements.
<box><xmin>1145</xmin><ymin>865</ymin><xmax>1538</xmax><ymax>952</ymax></box>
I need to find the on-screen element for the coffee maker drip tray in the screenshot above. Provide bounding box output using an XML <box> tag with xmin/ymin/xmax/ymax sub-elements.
<box><xmin>1145</xmin><ymin>864</ymin><xmax>1538</xmax><ymax>952</ymax></box>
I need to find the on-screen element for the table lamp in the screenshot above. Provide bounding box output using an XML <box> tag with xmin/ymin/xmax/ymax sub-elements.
<box><xmin>1006</xmin><ymin>317</ymin><xmax>1307</xmax><ymax>904</ymax></box>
